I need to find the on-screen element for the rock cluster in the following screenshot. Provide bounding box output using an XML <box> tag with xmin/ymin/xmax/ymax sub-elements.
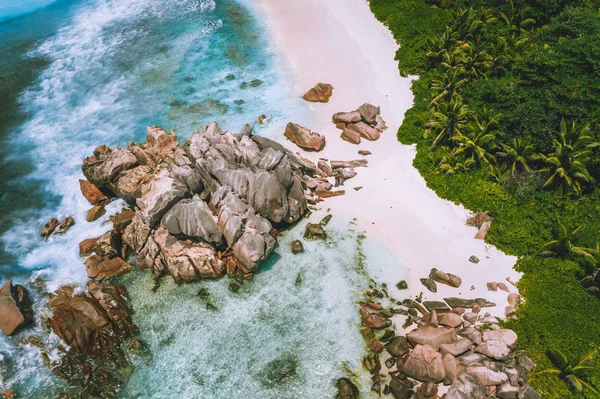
<box><xmin>0</xmin><ymin>280</ymin><xmax>32</xmax><ymax>335</ymax></box>
<box><xmin>302</xmin><ymin>82</ymin><xmax>334</xmax><ymax>103</ymax></box>
<box><xmin>333</xmin><ymin>103</ymin><xmax>387</xmax><ymax>144</ymax></box>
<box><xmin>40</xmin><ymin>281</ymin><xmax>138</xmax><ymax>397</ymax></box>
<box><xmin>78</xmin><ymin>122</ymin><xmax>363</xmax><ymax>284</ymax></box>
<box><xmin>41</xmin><ymin>216</ymin><xmax>74</xmax><ymax>238</ymax></box>
<box><xmin>335</xmin><ymin>281</ymin><xmax>539</xmax><ymax>399</ymax></box>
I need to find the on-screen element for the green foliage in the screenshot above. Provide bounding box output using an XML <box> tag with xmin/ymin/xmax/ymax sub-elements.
<box><xmin>370</xmin><ymin>0</ymin><xmax>600</xmax><ymax>396</ymax></box>
<box><xmin>537</xmin><ymin>347</ymin><xmax>600</xmax><ymax>394</ymax></box>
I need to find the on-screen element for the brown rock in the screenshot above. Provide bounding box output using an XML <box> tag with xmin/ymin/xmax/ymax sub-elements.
<box><xmin>340</xmin><ymin>128</ymin><xmax>361</xmax><ymax>144</ymax></box>
<box><xmin>439</xmin><ymin>312</ymin><xmax>463</xmax><ymax>328</ymax></box>
<box><xmin>429</xmin><ymin>268</ymin><xmax>462</xmax><ymax>288</ymax></box>
<box><xmin>474</xmin><ymin>221</ymin><xmax>491</xmax><ymax>240</ymax></box>
<box><xmin>85</xmin><ymin>255</ymin><xmax>133</xmax><ymax>281</ymax></box>
<box><xmin>291</xmin><ymin>240</ymin><xmax>304</xmax><ymax>254</ymax></box>
<box><xmin>469</xmin><ymin>255</ymin><xmax>480</xmax><ymax>264</ymax></box>
<box><xmin>2</xmin><ymin>390</ymin><xmax>16</xmax><ymax>399</ymax></box>
<box><xmin>317</xmin><ymin>160</ymin><xmax>332</xmax><ymax>177</ymax></box>
<box><xmin>335</xmin><ymin>377</ymin><xmax>359</xmax><ymax>399</ymax></box>
<box><xmin>332</xmin><ymin>110</ymin><xmax>362</xmax><ymax>124</ymax></box>
<box><xmin>284</xmin><ymin>122</ymin><xmax>325</xmax><ymax>151</ymax></box>
<box><xmin>55</xmin><ymin>216</ymin><xmax>75</xmax><ymax>235</ymax></box>
<box><xmin>360</xmin><ymin>308</ymin><xmax>391</xmax><ymax>329</ymax></box>
<box><xmin>79</xmin><ymin>179</ymin><xmax>108</xmax><ymax>205</ymax></box>
<box><xmin>331</xmin><ymin>159</ymin><xmax>368</xmax><ymax>169</ymax></box>
<box><xmin>302</xmin><ymin>83</ymin><xmax>333</xmax><ymax>103</ymax></box>
<box><xmin>41</xmin><ymin>218</ymin><xmax>59</xmax><ymax>238</ymax></box>
<box><xmin>487</xmin><ymin>282</ymin><xmax>498</xmax><ymax>291</ymax></box>
<box><xmin>402</xmin><ymin>344</ymin><xmax>446</xmax><ymax>383</ymax></box>
<box><xmin>347</xmin><ymin>122</ymin><xmax>381</xmax><ymax>141</ymax></box>
<box><xmin>304</xmin><ymin>223</ymin><xmax>326</xmax><ymax>240</ymax></box>
<box><xmin>358</xmin><ymin>150</ymin><xmax>372</xmax><ymax>156</ymax></box>
<box><xmin>79</xmin><ymin>238</ymin><xmax>97</xmax><ymax>257</ymax></box>
<box><xmin>110</xmin><ymin>210</ymin><xmax>136</xmax><ymax>232</ymax></box>
<box><xmin>86</xmin><ymin>204</ymin><xmax>106</xmax><ymax>222</ymax></box>
<box><xmin>386</xmin><ymin>336</ymin><xmax>410</xmax><ymax>357</ymax></box>
<box><xmin>443</xmin><ymin>353</ymin><xmax>460</xmax><ymax>385</ymax></box>
<box><xmin>0</xmin><ymin>280</ymin><xmax>32</xmax><ymax>336</ymax></box>
<box><xmin>48</xmin><ymin>284</ymin><xmax>133</xmax><ymax>355</ymax></box>
<box><xmin>497</xmin><ymin>282</ymin><xmax>509</xmax><ymax>292</ymax></box>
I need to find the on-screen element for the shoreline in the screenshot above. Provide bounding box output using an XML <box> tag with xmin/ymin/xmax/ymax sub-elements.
<box><xmin>255</xmin><ymin>0</ymin><xmax>521</xmax><ymax>319</ymax></box>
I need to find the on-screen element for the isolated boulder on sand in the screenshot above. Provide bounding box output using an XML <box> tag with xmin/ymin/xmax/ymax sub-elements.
<box><xmin>284</xmin><ymin>122</ymin><xmax>326</xmax><ymax>151</ymax></box>
<box><xmin>302</xmin><ymin>83</ymin><xmax>333</xmax><ymax>103</ymax></box>
<box><xmin>0</xmin><ymin>280</ymin><xmax>32</xmax><ymax>336</ymax></box>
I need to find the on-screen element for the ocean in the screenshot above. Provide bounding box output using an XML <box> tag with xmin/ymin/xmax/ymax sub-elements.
<box><xmin>0</xmin><ymin>0</ymin><xmax>403</xmax><ymax>397</ymax></box>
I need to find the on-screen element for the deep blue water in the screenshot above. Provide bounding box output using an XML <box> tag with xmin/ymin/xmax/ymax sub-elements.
<box><xmin>0</xmin><ymin>0</ymin><xmax>401</xmax><ymax>397</ymax></box>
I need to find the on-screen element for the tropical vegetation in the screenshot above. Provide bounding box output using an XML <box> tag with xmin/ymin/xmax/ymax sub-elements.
<box><xmin>369</xmin><ymin>0</ymin><xmax>600</xmax><ymax>397</ymax></box>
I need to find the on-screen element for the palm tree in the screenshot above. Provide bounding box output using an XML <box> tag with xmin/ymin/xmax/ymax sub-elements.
<box><xmin>541</xmin><ymin>216</ymin><xmax>595</xmax><ymax>261</ymax></box>
<box><xmin>497</xmin><ymin>138</ymin><xmax>538</xmax><ymax>177</ymax></box>
<box><xmin>536</xmin><ymin>347</ymin><xmax>599</xmax><ymax>394</ymax></box>
<box><xmin>539</xmin><ymin>134</ymin><xmax>594</xmax><ymax>195</ymax></box>
<box><xmin>499</xmin><ymin>0</ymin><xmax>536</xmax><ymax>38</ymax></box>
<box><xmin>429</xmin><ymin>69</ymin><xmax>467</xmax><ymax>109</ymax></box>
<box><xmin>453</xmin><ymin>42</ymin><xmax>494</xmax><ymax>78</ymax></box>
<box><xmin>424</xmin><ymin>98</ymin><xmax>471</xmax><ymax>147</ymax></box>
<box><xmin>427</xmin><ymin>27</ymin><xmax>459</xmax><ymax>67</ymax></box>
<box><xmin>452</xmin><ymin>111</ymin><xmax>500</xmax><ymax>166</ymax></box>
<box><xmin>430</xmin><ymin>146</ymin><xmax>474</xmax><ymax>174</ymax></box>
<box><xmin>489</xmin><ymin>164</ymin><xmax>511</xmax><ymax>184</ymax></box>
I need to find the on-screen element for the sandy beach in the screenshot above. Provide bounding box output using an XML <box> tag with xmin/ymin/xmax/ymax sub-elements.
<box><xmin>256</xmin><ymin>0</ymin><xmax>521</xmax><ymax>319</ymax></box>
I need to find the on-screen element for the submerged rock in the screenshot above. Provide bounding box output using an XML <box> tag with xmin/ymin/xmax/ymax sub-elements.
<box><xmin>255</xmin><ymin>355</ymin><xmax>298</xmax><ymax>386</ymax></box>
<box><xmin>335</xmin><ymin>377</ymin><xmax>359</xmax><ymax>399</ymax></box>
<box><xmin>291</xmin><ymin>240</ymin><xmax>304</xmax><ymax>254</ymax></box>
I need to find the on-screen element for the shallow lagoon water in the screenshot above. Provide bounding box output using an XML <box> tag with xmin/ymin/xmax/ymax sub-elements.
<box><xmin>0</xmin><ymin>0</ymin><xmax>405</xmax><ymax>396</ymax></box>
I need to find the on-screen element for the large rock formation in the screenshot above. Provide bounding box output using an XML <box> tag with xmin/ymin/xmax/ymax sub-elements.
<box><xmin>0</xmin><ymin>280</ymin><xmax>32</xmax><ymax>336</ymax></box>
<box><xmin>80</xmin><ymin>122</ymin><xmax>354</xmax><ymax>284</ymax></box>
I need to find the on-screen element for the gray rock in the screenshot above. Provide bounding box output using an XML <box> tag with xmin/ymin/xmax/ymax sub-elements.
<box><xmin>420</xmin><ymin>278</ymin><xmax>437</xmax><ymax>293</ymax></box>
<box><xmin>358</xmin><ymin>103</ymin><xmax>378</xmax><ymax>124</ymax></box>
<box><xmin>161</xmin><ymin>195</ymin><xmax>222</xmax><ymax>243</ymax></box>
<box><xmin>446</xmin><ymin>375</ymin><xmax>487</xmax><ymax>399</ymax></box>
<box><xmin>465</xmin><ymin>366</ymin><xmax>509</xmax><ymax>386</ymax></box>
<box><xmin>497</xmin><ymin>382</ymin><xmax>519</xmax><ymax>398</ymax></box>
<box><xmin>137</xmin><ymin>169</ymin><xmax>189</xmax><ymax>228</ymax></box>
<box><xmin>440</xmin><ymin>339</ymin><xmax>473</xmax><ymax>357</ymax></box>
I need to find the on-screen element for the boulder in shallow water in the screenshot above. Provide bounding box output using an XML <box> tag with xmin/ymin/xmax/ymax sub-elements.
<box><xmin>86</xmin><ymin>204</ymin><xmax>106</xmax><ymax>222</ymax></box>
<box><xmin>335</xmin><ymin>377</ymin><xmax>359</xmax><ymax>399</ymax></box>
<box><xmin>0</xmin><ymin>280</ymin><xmax>32</xmax><ymax>336</ymax></box>
<box><xmin>41</xmin><ymin>218</ymin><xmax>59</xmax><ymax>238</ymax></box>
<box><xmin>302</xmin><ymin>82</ymin><xmax>333</xmax><ymax>103</ymax></box>
<box><xmin>291</xmin><ymin>240</ymin><xmax>304</xmax><ymax>254</ymax></box>
<box><xmin>304</xmin><ymin>223</ymin><xmax>327</xmax><ymax>240</ymax></box>
<box><xmin>284</xmin><ymin>122</ymin><xmax>325</xmax><ymax>151</ymax></box>
<box><xmin>85</xmin><ymin>255</ymin><xmax>133</xmax><ymax>281</ymax></box>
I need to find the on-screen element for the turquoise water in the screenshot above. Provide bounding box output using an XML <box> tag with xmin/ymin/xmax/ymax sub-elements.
<box><xmin>0</xmin><ymin>0</ymin><xmax>58</xmax><ymax>23</ymax></box>
<box><xmin>0</xmin><ymin>0</ymin><xmax>404</xmax><ymax>397</ymax></box>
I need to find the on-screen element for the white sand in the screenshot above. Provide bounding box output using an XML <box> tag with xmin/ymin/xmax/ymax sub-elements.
<box><xmin>255</xmin><ymin>0</ymin><xmax>521</xmax><ymax>319</ymax></box>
